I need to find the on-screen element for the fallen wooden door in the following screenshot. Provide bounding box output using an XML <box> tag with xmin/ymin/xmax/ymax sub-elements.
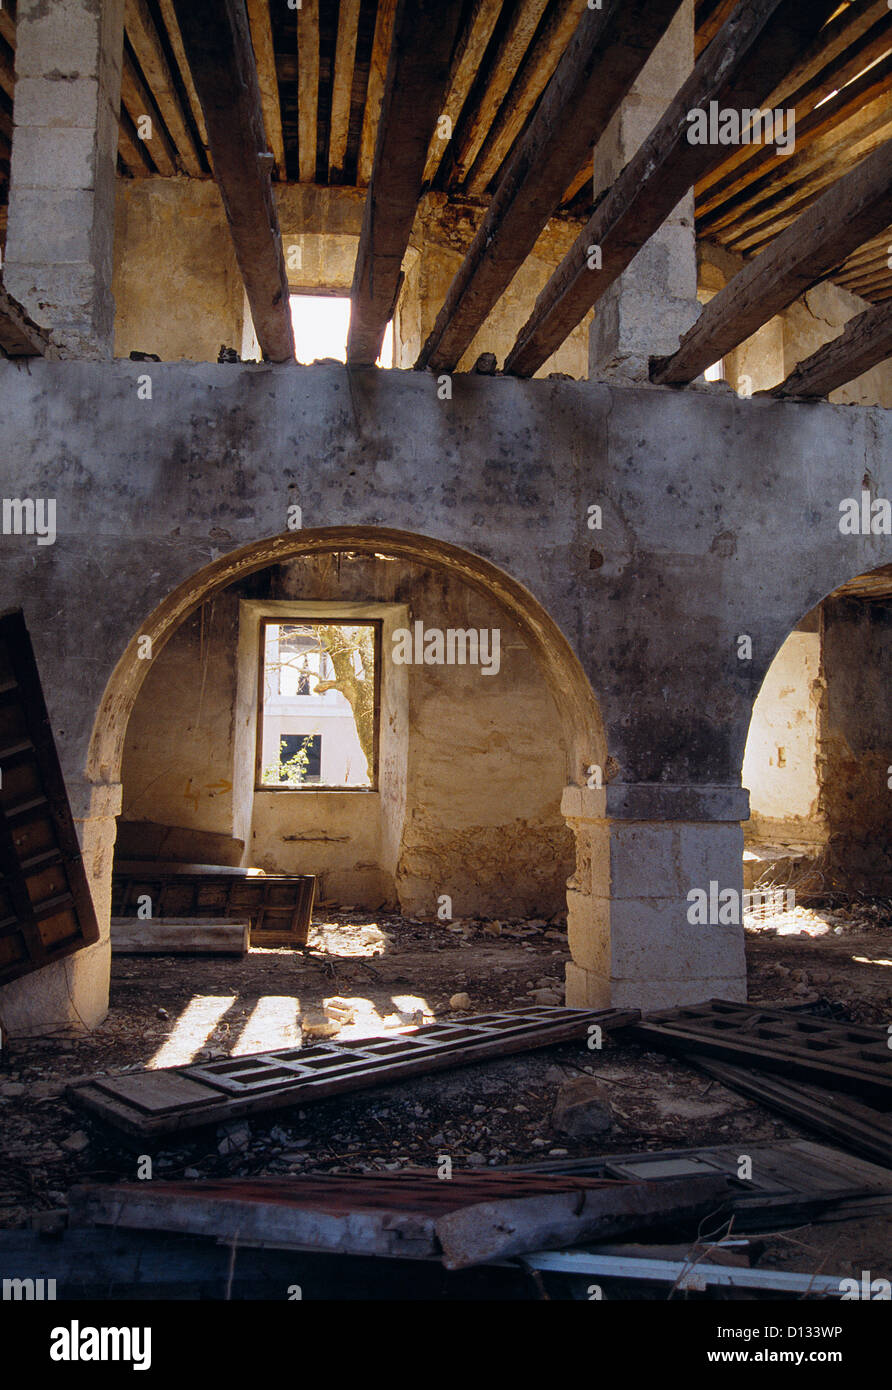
<box><xmin>68</xmin><ymin>1006</ymin><xmax>637</xmax><ymax>1138</ymax></box>
<box><xmin>0</xmin><ymin>609</ymin><xmax>100</xmax><ymax>985</ymax></box>
<box><xmin>631</xmin><ymin>999</ymin><xmax>892</xmax><ymax>1105</ymax></box>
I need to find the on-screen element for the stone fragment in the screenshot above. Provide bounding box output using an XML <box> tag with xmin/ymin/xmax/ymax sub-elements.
<box><xmin>449</xmin><ymin>993</ymin><xmax>471</xmax><ymax>1010</ymax></box>
<box><xmin>552</xmin><ymin>1077</ymin><xmax>615</xmax><ymax>1138</ymax></box>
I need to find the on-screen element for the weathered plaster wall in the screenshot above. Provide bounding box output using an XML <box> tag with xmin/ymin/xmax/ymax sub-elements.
<box><xmin>820</xmin><ymin>596</ymin><xmax>892</xmax><ymax>892</ymax></box>
<box><xmin>118</xmin><ymin>553</ymin><xmax>572</xmax><ymax>916</ymax></box>
<box><xmin>1</xmin><ymin>363</ymin><xmax>891</xmax><ymax>1028</ymax></box>
<box><xmin>113</xmin><ymin>179</ymin><xmax>245</xmax><ymax>362</ymax></box>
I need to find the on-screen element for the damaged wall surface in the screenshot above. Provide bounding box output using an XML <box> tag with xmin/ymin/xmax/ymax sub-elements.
<box><xmin>0</xmin><ymin>363</ymin><xmax>891</xmax><ymax>1031</ymax></box>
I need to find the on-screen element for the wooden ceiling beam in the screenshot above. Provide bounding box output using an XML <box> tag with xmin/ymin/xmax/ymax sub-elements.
<box><xmin>120</xmin><ymin>41</ymin><xmax>178</xmax><ymax>176</ymax></box>
<box><xmin>348</xmin><ymin>0</ymin><xmax>466</xmax><ymax>366</ymax></box>
<box><xmin>297</xmin><ymin>0</ymin><xmax>320</xmax><ymax>183</ymax></box>
<box><xmin>437</xmin><ymin>0</ymin><xmax>550</xmax><ymax>190</ymax></box>
<box><xmin>420</xmin><ymin>0</ymin><xmax>502</xmax><ymax>187</ymax></box>
<box><xmin>651</xmin><ymin>138</ymin><xmax>892</xmax><ymax>386</ymax></box>
<box><xmin>246</xmin><ymin>0</ymin><xmax>286</xmax><ymax>179</ymax></box>
<box><xmin>328</xmin><ymin>0</ymin><xmax>362</xmax><ymax>182</ymax></box>
<box><xmin>697</xmin><ymin>0</ymin><xmax>892</xmax><ymax>199</ymax></box>
<box><xmin>697</xmin><ymin>49</ymin><xmax>892</xmax><ymax>230</ymax></box>
<box><xmin>417</xmin><ymin>0</ymin><xmax>686</xmax><ymax>374</ymax></box>
<box><xmin>765</xmin><ymin>299</ymin><xmax>892</xmax><ymax>398</ymax></box>
<box><xmin>0</xmin><ymin>41</ymin><xmax>14</xmax><ymax>101</ymax></box>
<box><xmin>358</xmin><ymin>0</ymin><xmax>399</xmax><ymax>187</ymax></box>
<box><xmin>171</xmin><ymin>0</ymin><xmax>294</xmax><ymax>362</ymax></box>
<box><xmin>0</xmin><ymin>7</ymin><xmax>14</xmax><ymax>50</ymax></box>
<box><xmin>125</xmin><ymin>0</ymin><xmax>203</xmax><ymax>176</ymax></box>
<box><xmin>465</xmin><ymin>0</ymin><xmax>587</xmax><ymax>197</ymax></box>
<box><xmin>505</xmin><ymin>0</ymin><xmax>842</xmax><ymax>378</ymax></box>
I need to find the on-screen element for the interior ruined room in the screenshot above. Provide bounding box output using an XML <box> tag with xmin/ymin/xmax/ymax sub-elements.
<box><xmin>0</xmin><ymin>0</ymin><xmax>891</xmax><ymax>1317</ymax></box>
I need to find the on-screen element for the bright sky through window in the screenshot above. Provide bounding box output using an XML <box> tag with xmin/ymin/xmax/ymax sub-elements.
<box><xmin>290</xmin><ymin>295</ymin><xmax>393</xmax><ymax>367</ymax></box>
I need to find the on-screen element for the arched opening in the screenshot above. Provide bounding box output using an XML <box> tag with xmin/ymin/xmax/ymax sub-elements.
<box><xmin>740</xmin><ymin>562</ymin><xmax>891</xmax><ymax>1022</ymax></box>
<box><xmin>85</xmin><ymin>527</ymin><xmax>606</xmax><ymax>1044</ymax></box>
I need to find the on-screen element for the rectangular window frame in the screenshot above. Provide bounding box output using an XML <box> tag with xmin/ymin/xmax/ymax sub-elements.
<box><xmin>254</xmin><ymin>617</ymin><xmax>382</xmax><ymax>793</ymax></box>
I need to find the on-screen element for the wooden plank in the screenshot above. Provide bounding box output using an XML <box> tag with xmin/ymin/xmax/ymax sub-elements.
<box><xmin>357</xmin><ymin>0</ymin><xmax>398</xmax><ymax>186</ymax></box>
<box><xmin>420</xmin><ymin>0</ymin><xmax>503</xmax><ymax>188</ymax></box>
<box><xmin>68</xmin><ymin>1169</ymin><xmax>727</xmax><ymax>1267</ymax></box>
<box><xmin>0</xmin><ymin>40</ymin><xmax>14</xmax><ymax>101</ymax></box>
<box><xmin>0</xmin><ymin>282</ymin><xmax>56</xmax><ymax>358</ymax></box>
<box><xmin>327</xmin><ymin>0</ymin><xmax>362</xmax><ymax>182</ymax></box>
<box><xmin>439</xmin><ymin>0</ymin><xmax>550</xmax><ymax>190</ymax></box>
<box><xmin>171</xmin><ymin>0</ymin><xmax>294</xmax><ymax>363</ymax></box>
<box><xmin>698</xmin><ymin>50</ymin><xmax>892</xmax><ymax>233</ymax></box>
<box><xmin>297</xmin><ymin>0</ymin><xmax>320</xmax><ymax>183</ymax></box>
<box><xmin>118</xmin><ymin>103</ymin><xmax>156</xmax><ymax>176</ymax></box>
<box><xmin>155</xmin><ymin>0</ymin><xmax>211</xmax><ymax>154</ymax></box>
<box><xmin>124</xmin><ymin>0</ymin><xmax>203</xmax><ymax>176</ymax></box>
<box><xmin>695</xmin><ymin>0</ymin><xmax>739</xmax><ymax>56</ymax></box>
<box><xmin>69</xmin><ymin>1007</ymin><xmax>638</xmax><ymax>1137</ymax></box>
<box><xmin>110</xmin><ymin>917</ymin><xmax>250</xmax><ymax>954</ymax></box>
<box><xmin>0</xmin><ymin>609</ymin><xmax>99</xmax><ymax>986</ymax></box>
<box><xmin>693</xmin><ymin>1059</ymin><xmax>892</xmax><ymax>1168</ymax></box>
<box><xmin>765</xmin><ymin>299</ymin><xmax>892</xmax><ymax>398</ymax></box>
<box><xmin>504</xmin><ymin>0</ymin><xmax>843</xmax><ymax>378</ymax></box>
<box><xmin>465</xmin><ymin>0</ymin><xmax>587</xmax><ymax>197</ymax></box>
<box><xmin>120</xmin><ymin>40</ymin><xmax>178</xmax><ymax>177</ymax></box>
<box><xmin>246</xmin><ymin>0</ymin><xmax>286</xmax><ymax>180</ymax></box>
<box><xmin>415</xmin><ymin>0</ymin><xmax>686</xmax><ymax>372</ymax></box>
<box><xmin>651</xmin><ymin>137</ymin><xmax>892</xmax><ymax>385</ymax></box>
<box><xmin>631</xmin><ymin>1000</ymin><xmax>892</xmax><ymax>1104</ymax></box>
<box><xmin>347</xmin><ymin>0</ymin><xmax>467</xmax><ymax>365</ymax></box>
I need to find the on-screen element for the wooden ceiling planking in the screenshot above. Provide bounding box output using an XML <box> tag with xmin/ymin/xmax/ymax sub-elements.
<box><xmin>246</xmin><ymin>0</ymin><xmax>286</xmax><ymax>179</ymax></box>
<box><xmin>125</xmin><ymin>0</ymin><xmax>204</xmax><ymax>176</ymax></box>
<box><xmin>327</xmin><ymin>0</ymin><xmax>362</xmax><ymax>181</ymax></box>
<box><xmin>120</xmin><ymin>36</ymin><xmax>179</xmax><ymax>176</ymax></box>
<box><xmin>420</xmin><ymin>0</ymin><xmax>504</xmax><ymax>188</ymax></box>
<box><xmin>297</xmin><ymin>0</ymin><xmax>321</xmax><ymax>183</ymax></box>
<box><xmin>434</xmin><ymin>0</ymin><xmax>552</xmax><ymax>191</ymax></box>
<box><xmin>358</xmin><ymin>0</ymin><xmax>398</xmax><ymax>184</ymax></box>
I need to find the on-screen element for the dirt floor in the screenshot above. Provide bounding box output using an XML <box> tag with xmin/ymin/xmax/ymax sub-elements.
<box><xmin>1</xmin><ymin>900</ymin><xmax>891</xmax><ymax>1285</ymax></box>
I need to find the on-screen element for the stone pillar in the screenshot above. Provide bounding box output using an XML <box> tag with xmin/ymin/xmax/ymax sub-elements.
<box><xmin>562</xmin><ymin>783</ymin><xmax>749</xmax><ymax>1012</ymax></box>
<box><xmin>5</xmin><ymin>0</ymin><xmax>125</xmax><ymax>358</ymax></box>
<box><xmin>0</xmin><ymin>782</ymin><xmax>119</xmax><ymax>1036</ymax></box>
<box><xmin>588</xmin><ymin>0</ymin><xmax>699</xmax><ymax>384</ymax></box>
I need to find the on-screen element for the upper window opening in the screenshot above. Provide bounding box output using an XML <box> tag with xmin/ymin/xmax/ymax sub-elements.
<box><xmin>258</xmin><ymin>620</ymin><xmax>379</xmax><ymax>790</ymax></box>
<box><xmin>289</xmin><ymin>295</ymin><xmax>394</xmax><ymax>367</ymax></box>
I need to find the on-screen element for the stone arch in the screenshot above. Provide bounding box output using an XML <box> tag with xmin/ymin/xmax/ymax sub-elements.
<box><xmin>88</xmin><ymin>525</ymin><xmax>606</xmax><ymax>790</ymax></box>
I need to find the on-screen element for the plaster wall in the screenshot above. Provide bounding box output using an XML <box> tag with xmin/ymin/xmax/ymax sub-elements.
<box><xmin>1</xmin><ymin>363</ymin><xmax>891</xmax><ymax>1027</ymax></box>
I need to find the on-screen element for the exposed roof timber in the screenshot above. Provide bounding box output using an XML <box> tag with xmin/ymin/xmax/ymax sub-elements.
<box><xmin>297</xmin><ymin>0</ymin><xmax>320</xmax><ymax>183</ymax></box>
<box><xmin>119</xmin><ymin>103</ymin><xmax>156</xmax><ymax>176</ymax></box>
<box><xmin>504</xmin><ymin>0</ymin><xmax>844</xmax><ymax>377</ymax></box>
<box><xmin>358</xmin><ymin>0</ymin><xmax>398</xmax><ymax>186</ymax></box>
<box><xmin>171</xmin><ymin>0</ymin><xmax>294</xmax><ymax>362</ymax></box>
<box><xmin>651</xmin><ymin>137</ymin><xmax>892</xmax><ymax>385</ymax></box>
<box><xmin>698</xmin><ymin>48</ymin><xmax>892</xmax><ymax>233</ymax></box>
<box><xmin>155</xmin><ymin>0</ymin><xmax>211</xmax><ymax>154</ymax></box>
<box><xmin>416</xmin><ymin>0</ymin><xmax>688</xmax><ymax>374</ymax></box>
<box><xmin>725</xmin><ymin>114</ymin><xmax>892</xmax><ymax>253</ymax></box>
<box><xmin>694</xmin><ymin>0</ymin><xmax>740</xmax><ymax>57</ymax></box>
<box><xmin>0</xmin><ymin>281</ymin><xmax>57</xmax><ymax>359</ymax></box>
<box><xmin>465</xmin><ymin>0</ymin><xmax>588</xmax><ymax>197</ymax></box>
<box><xmin>435</xmin><ymin>0</ymin><xmax>550</xmax><ymax>190</ymax></box>
<box><xmin>765</xmin><ymin>298</ymin><xmax>892</xmax><ymax>398</ymax></box>
<box><xmin>125</xmin><ymin>0</ymin><xmax>203</xmax><ymax>177</ymax></box>
<box><xmin>348</xmin><ymin>0</ymin><xmax>467</xmax><ymax>365</ymax></box>
<box><xmin>420</xmin><ymin>0</ymin><xmax>502</xmax><ymax>187</ymax></box>
<box><xmin>328</xmin><ymin>0</ymin><xmax>362</xmax><ymax>182</ymax></box>
<box><xmin>246</xmin><ymin>0</ymin><xmax>286</xmax><ymax>179</ymax></box>
<box><xmin>697</xmin><ymin>0</ymin><xmax>892</xmax><ymax>200</ymax></box>
<box><xmin>120</xmin><ymin>39</ymin><xmax>178</xmax><ymax>176</ymax></box>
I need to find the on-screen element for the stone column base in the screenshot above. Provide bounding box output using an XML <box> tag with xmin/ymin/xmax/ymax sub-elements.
<box><xmin>561</xmin><ymin>784</ymin><xmax>749</xmax><ymax>1012</ymax></box>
